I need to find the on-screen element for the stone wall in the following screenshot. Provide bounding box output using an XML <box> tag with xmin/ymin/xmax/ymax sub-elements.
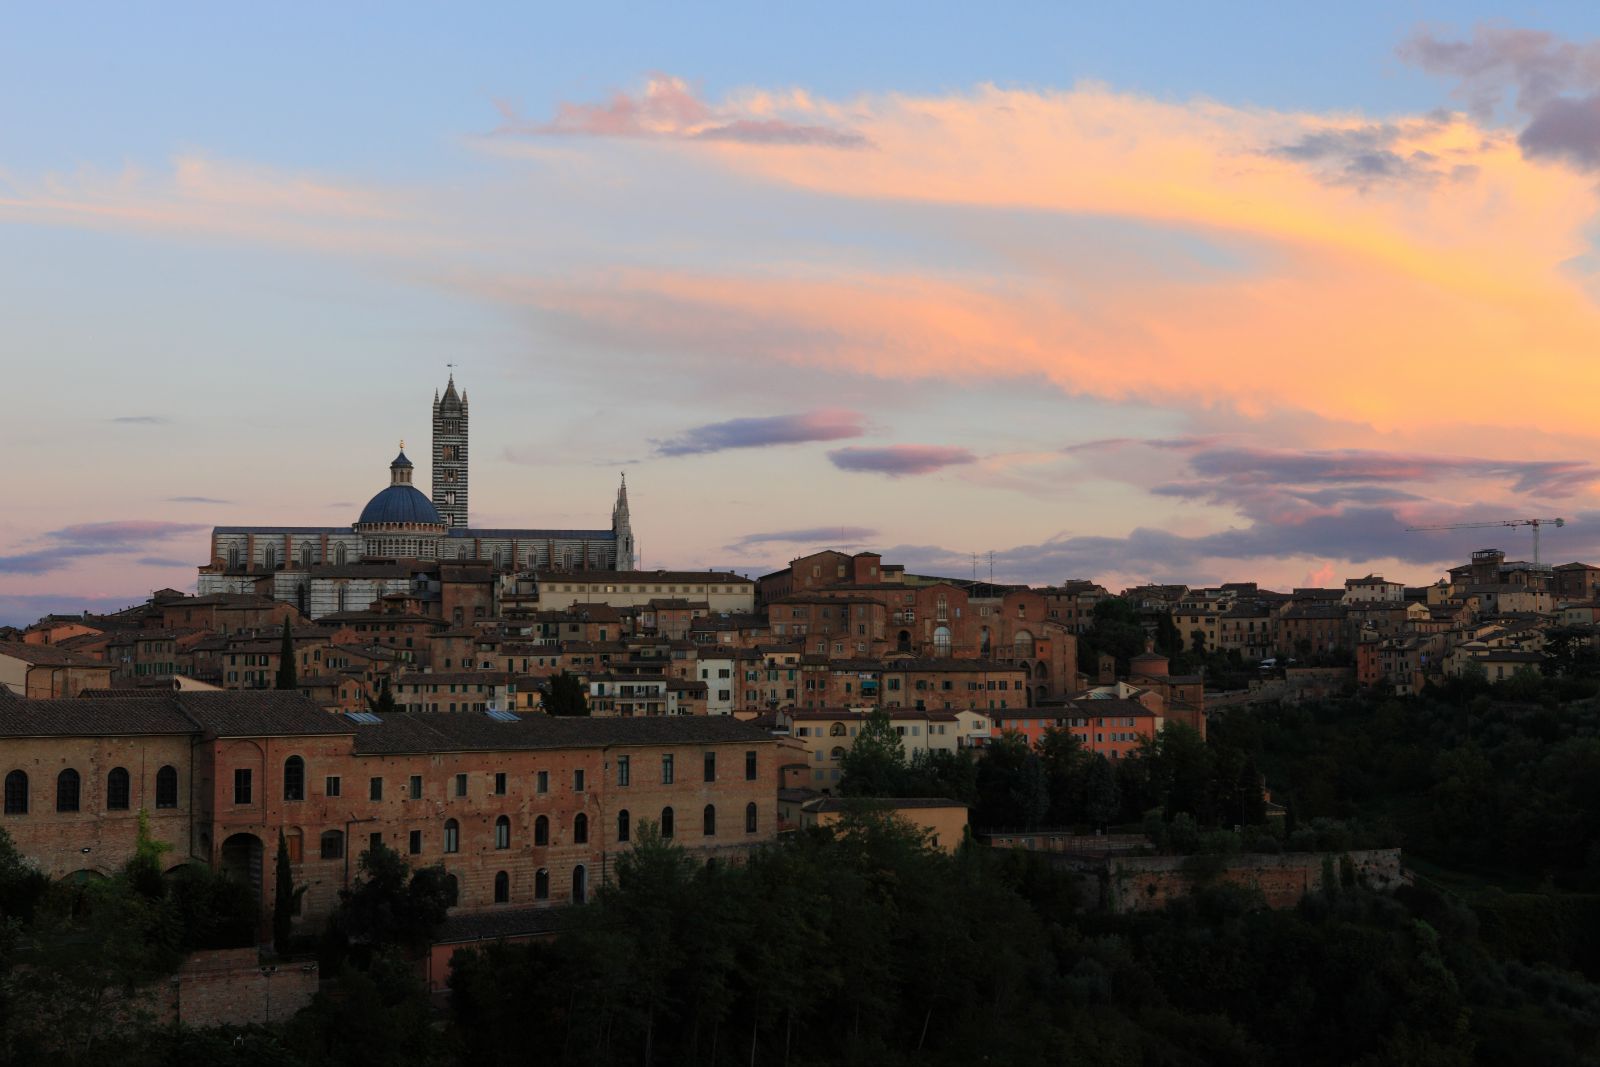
<box><xmin>138</xmin><ymin>948</ymin><xmax>319</xmax><ymax>1028</ymax></box>
<box><xmin>1103</xmin><ymin>848</ymin><xmax>1403</xmax><ymax>913</ymax></box>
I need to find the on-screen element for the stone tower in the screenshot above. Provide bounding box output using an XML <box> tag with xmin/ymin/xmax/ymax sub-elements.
<box><xmin>612</xmin><ymin>473</ymin><xmax>635</xmax><ymax>570</ymax></box>
<box><xmin>431</xmin><ymin>374</ymin><xmax>468</xmax><ymax>529</ymax></box>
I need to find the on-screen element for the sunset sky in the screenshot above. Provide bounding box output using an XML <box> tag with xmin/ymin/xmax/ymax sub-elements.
<box><xmin>7</xmin><ymin>4</ymin><xmax>1600</xmax><ymax>624</ymax></box>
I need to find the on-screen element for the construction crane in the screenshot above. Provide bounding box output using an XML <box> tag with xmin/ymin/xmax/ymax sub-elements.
<box><xmin>1405</xmin><ymin>517</ymin><xmax>1566</xmax><ymax>566</ymax></box>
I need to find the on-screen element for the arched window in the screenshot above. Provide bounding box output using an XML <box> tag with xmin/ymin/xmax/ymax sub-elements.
<box><xmin>56</xmin><ymin>769</ymin><xmax>80</xmax><ymax>813</ymax></box>
<box><xmin>444</xmin><ymin>819</ymin><xmax>460</xmax><ymax>854</ymax></box>
<box><xmin>829</xmin><ymin>722</ymin><xmax>846</xmax><ymax>737</ymax></box>
<box><xmin>155</xmin><ymin>765</ymin><xmax>178</xmax><ymax>809</ymax></box>
<box><xmin>897</xmin><ymin>629</ymin><xmax>911</xmax><ymax>652</ymax></box>
<box><xmin>1013</xmin><ymin>630</ymin><xmax>1035</xmax><ymax>658</ymax></box>
<box><xmin>106</xmin><ymin>767</ymin><xmax>130</xmax><ymax>811</ymax></box>
<box><xmin>534</xmin><ymin>815</ymin><xmax>549</xmax><ymax>846</ymax></box>
<box><xmin>334</xmin><ymin>543</ymin><xmax>348</xmax><ymax>566</ymax></box>
<box><xmin>300</xmin><ymin>545</ymin><xmax>314</xmax><ymax>569</ymax></box>
<box><xmin>660</xmin><ymin>806</ymin><xmax>674</xmax><ymax>839</ymax></box>
<box><xmin>320</xmin><ymin>829</ymin><xmax>344</xmax><ymax>859</ymax></box>
<box><xmin>227</xmin><ymin>546</ymin><xmax>241</xmax><ymax>569</ymax></box>
<box><xmin>979</xmin><ymin>627</ymin><xmax>991</xmax><ymax>656</ymax></box>
<box><xmin>703</xmin><ymin>804</ymin><xmax>716</xmax><ymax>837</ymax></box>
<box><xmin>617</xmin><ymin>809</ymin><xmax>630</xmax><ymax>843</ymax></box>
<box><xmin>283</xmin><ymin>756</ymin><xmax>305</xmax><ymax>801</ymax></box>
<box><xmin>745</xmin><ymin>802</ymin><xmax>758</xmax><ymax>834</ymax></box>
<box><xmin>535</xmin><ymin>868</ymin><xmax>550</xmax><ymax>900</ymax></box>
<box><xmin>495</xmin><ymin>815</ymin><xmax>510</xmax><ymax>849</ymax></box>
<box><xmin>263</xmin><ymin>545</ymin><xmax>277</xmax><ymax>571</ymax></box>
<box><xmin>571</xmin><ymin>864</ymin><xmax>587</xmax><ymax>905</ymax></box>
<box><xmin>573</xmin><ymin>813</ymin><xmax>588</xmax><ymax>844</ymax></box>
<box><xmin>933</xmin><ymin>626</ymin><xmax>952</xmax><ymax>656</ymax></box>
<box><xmin>4</xmin><ymin>771</ymin><xmax>27</xmax><ymax>815</ymax></box>
<box><xmin>494</xmin><ymin>871</ymin><xmax>509</xmax><ymax>904</ymax></box>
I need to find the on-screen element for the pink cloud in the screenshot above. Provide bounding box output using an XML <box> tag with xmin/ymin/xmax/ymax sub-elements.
<box><xmin>494</xmin><ymin>74</ymin><xmax>870</xmax><ymax>148</ymax></box>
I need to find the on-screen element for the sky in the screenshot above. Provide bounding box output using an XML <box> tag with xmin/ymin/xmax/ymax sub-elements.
<box><xmin>7</xmin><ymin>3</ymin><xmax>1600</xmax><ymax>624</ymax></box>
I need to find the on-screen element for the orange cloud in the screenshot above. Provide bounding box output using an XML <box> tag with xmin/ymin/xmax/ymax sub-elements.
<box><xmin>484</xmin><ymin>79</ymin><xmax>1600</xmax><ymax>442</ymax></box>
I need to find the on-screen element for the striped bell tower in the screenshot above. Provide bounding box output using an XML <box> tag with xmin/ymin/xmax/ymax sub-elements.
<box><xmin>431</xmin><ymin>371</ymin><xmax>468</xmax><ymax>529</ymax></box>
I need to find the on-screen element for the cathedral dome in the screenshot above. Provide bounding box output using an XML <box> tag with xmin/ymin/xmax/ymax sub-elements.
<box><xmin>357</xmin><ymin>484</ymin><xmax>441</xmax><ymax>526</ymax></box>
<box><xmin>355</xmin><ymin>448</ymin><xmax>445</xmax><ymax>529</ymax></box>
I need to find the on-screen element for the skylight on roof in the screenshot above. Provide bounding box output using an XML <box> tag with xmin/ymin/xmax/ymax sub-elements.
<box><xmin>485</xmin><ymin>707</ymin><xmax>519</xmax><ymax>722</ymax></box>
<box><xmin>345</xmin><ymin>711</ymin><xmax>382</xmax><ymax>724</ymax></box>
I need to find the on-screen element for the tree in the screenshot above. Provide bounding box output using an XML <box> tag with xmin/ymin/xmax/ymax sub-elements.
<box><xmin>1078</xmin><ymin>598</ymin><xmax>1149</xmax><ymax>677</ymax></box>
<box><xmin>366</xmin><ymin>680</ymin><xmax>397</xmax><ymax>715</ymax></box>
<box><xmin>328</xmin><ymin>843</ymin><xmax>457</xmax><ymax>965</ymax></box>
<box><xmin>1082</xmin><ymin>754</ymin><xmax>1122</xmax><ymax>831</ymax></box>
<box><xmin>974</xmin><ymin>733</ymin><xmax>1048</xmax><ymax>829</ymax></box>
<box><xmin>544</xmin><ymin>670</ymin><xmax>590</xmax><ymax>716</ymax></box>
<box><xmin>1037</xmin><ymin>725</ymin><xmax>1086</xmax><ymax>825</ymax></box>
<box><xmin>274</xmin><ymin>618</ymin><xmax>297</xmax><ymax>690</ymax></box>
<box><xmin>272</xmin><ymin>830</ymin><xmax>305</xmax><ymax>957</ymax></box>
<box><xmin>838</xmin><ymin>709</ymin><xmax>907</xmax><ymax>797</ymax></box>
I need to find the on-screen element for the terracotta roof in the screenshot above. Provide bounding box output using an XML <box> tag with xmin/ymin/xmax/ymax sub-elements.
<box><xmin>173</xmin><ymin>691</ymin><xmax>354</xmax><ymax>737</ymax></box>
<box><xmin>535</xmin><ymin>569</ymin><xmax>748</xmax><ymax>584</ymax></box>
<box><xmin>0</xmin><ymin>694</ymin><xmax>198</xmax><ymax>737</ymax></box>
<box><xmin>348</xmin><ymin>711</ymin><xmax>773</xmax><ymax>754</ymax></box>
<box><xmin>435</xmin><ymin>905</ymin><xmax>576</xmax><ymax>944</ymax></box>
<box><xmin>0</xmin><ymin>643</ymin><xmax>109</xmax><ymax>667</ymax></box>
<box><xmin>803</xmin><ymin>796</ymin><xmax>968</xmax><ymax>813</ymax></box>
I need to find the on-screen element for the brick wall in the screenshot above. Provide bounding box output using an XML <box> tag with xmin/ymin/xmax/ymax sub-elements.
<box><xmin>0</xmin><ymin>735</ymin><xmax>194</xmax><ymax>877</ymax></box>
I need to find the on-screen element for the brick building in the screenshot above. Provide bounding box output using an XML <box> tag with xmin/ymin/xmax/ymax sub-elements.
<box><xmin>0</xmin><ymin>690</ymin><xmax>778</xmax><ymax>930</ymax></box>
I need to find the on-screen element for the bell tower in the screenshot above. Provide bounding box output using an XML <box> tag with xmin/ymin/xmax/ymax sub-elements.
<box><xmin>431</xmin><ymin>370</ymin><xmax>468</xmax><ymax>529</ymax></box>
<box><xmin>612</xmin><ymin>473</ymin><xmax>635</xmax><ymax>570</ymax></box>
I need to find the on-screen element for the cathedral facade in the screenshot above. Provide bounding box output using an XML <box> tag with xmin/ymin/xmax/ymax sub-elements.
<box><xmin>198</xmin><ymin>375</ymin><xmax>634</xmax><ymax>617</ymax></box>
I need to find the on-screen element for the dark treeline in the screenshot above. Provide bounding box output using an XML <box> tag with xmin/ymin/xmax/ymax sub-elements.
<box><xmin>5</xmin><ymin>804</ymin><xmax>1600</xmax><ymax>1064</ymax></box>
<box><xmin>445</xmin><ymin>816</ymin><xmax>1600</xmax><ymax>1067</ymax></box>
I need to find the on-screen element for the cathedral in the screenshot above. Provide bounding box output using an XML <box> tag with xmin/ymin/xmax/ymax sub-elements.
<box><xmin>198</xmin><ymin>375</ymin><xmax>635</xmax><ymax>617</ymax></box>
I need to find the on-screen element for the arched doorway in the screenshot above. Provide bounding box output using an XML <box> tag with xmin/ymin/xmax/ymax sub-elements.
<box><xmin>897</xmin><ymin>630</ymin><xmax>911</xmax><ymax>653</ymax></box>
<box><xmin>220</xmin><ymin>832</ymin><xmax>265</xmax><ymax>903</ymax></box>
<box><xmin>571</xmin><ymin>864</ymin><xmax>588</xmax><ymax>905</ymax></box>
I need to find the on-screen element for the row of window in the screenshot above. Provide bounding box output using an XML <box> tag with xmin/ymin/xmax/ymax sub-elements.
<box><xmin>409</xmin><ymin>803</ymin><xmax>760</xmax><ymax>854</ymax></box>
<box><xmin>260</xmin><ymin>751</ymin><xmax>760</xmax><ymax>806</ymax></box>
<box><xmin>4</xmin><ymin>766</ymin><xmax>179</xmax><ymax>815</ymax></box>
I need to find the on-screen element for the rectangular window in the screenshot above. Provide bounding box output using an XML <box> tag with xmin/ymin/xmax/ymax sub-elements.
<box><xmin>369</xmin><ymin>831</ymin><xmax>382</xmax><ymax>854</ymax></box>
<box><xmin>745</xmin><ymin>750</ymin><xmax>757</xmax><ymax>781</ymax></box>
<box><xmin>704</xmin><ymin>752</ymin><xmax>716</xmax><ymax>782</ymax></box>
<box><xmin>617</xmin><ymin>755</ymin><xmax>631</xmax><ymax>786</ymax></box>
<box><xmin>370</xmin><ymin>776</ymin><xmax>383</xmax><ymax>801</ymax></box>
<box><xmin>233</xmin><ymin>768</ymin><xmax>252</xmax><ymax>805</ymax></box>
<box><xmin>455</xmin><ymin>772</ymin><xmax>468</xmax><ymax>798</ymax></box>
<box><xmin>409</xmin><ymin>775</ymin><xmax>423</xmax><ymax>800</ymax></box>
<box><xmin>537</xmin><ymin>770</ymin><xmax>549</xmax><ymax>794</ymax></box>
<box><xmin>325</xmin><ymin>775</ymin><xmax>341</xmax><ymax>797</ymax></box>
<box><xmin>662</xmin><ymin>754</ymin><xmax>675</xmax><ymax>784</ymax></box>
<box><xmin>408</xmin><ymin>830</ymin><xmax>422</xmax><ymax>855</ymax></box>
<box><xmin>494</xmin><ymin>772</ymin><xmax>507</xmax><ymax>796</ymax></box>
<box><xmin>574</xmin><ymin>769</ymin><xmax>586</xmax><ymax>792</ymax></box>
